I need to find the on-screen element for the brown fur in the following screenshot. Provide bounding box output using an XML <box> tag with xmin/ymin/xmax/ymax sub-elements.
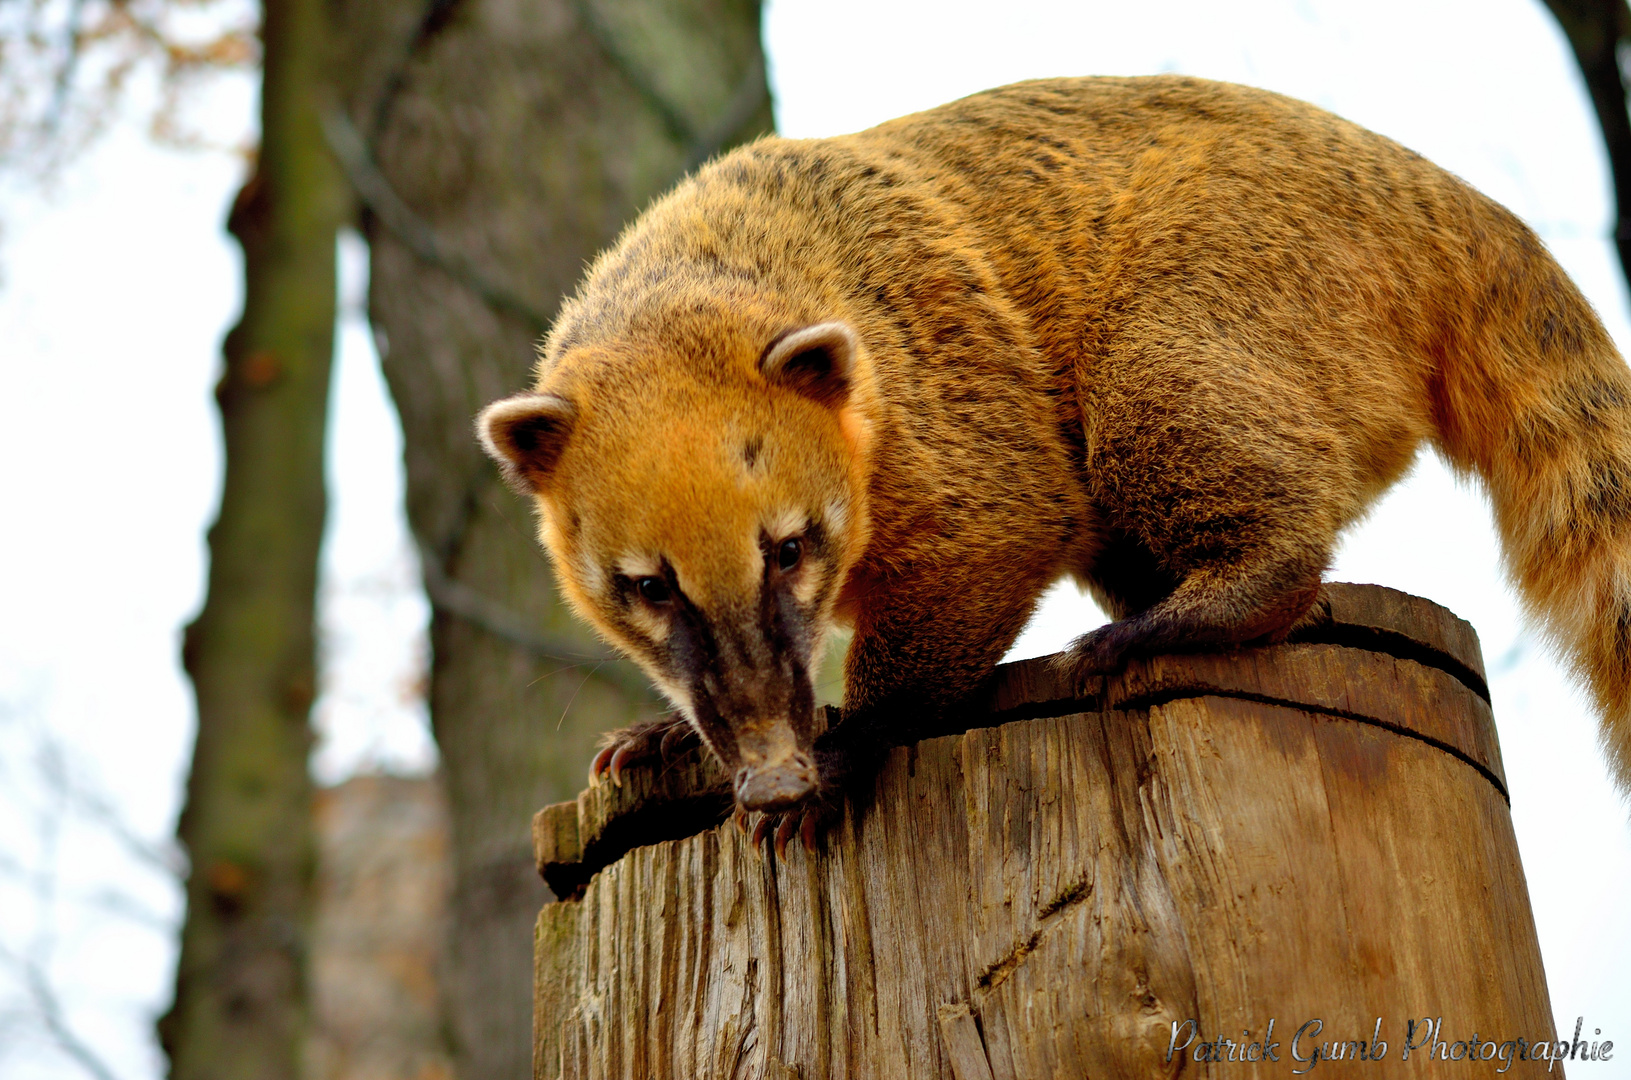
<box><xmin>480</xmin><ymin>76</ymin><xmax>1631</xmax><ymax>809</ymax></box>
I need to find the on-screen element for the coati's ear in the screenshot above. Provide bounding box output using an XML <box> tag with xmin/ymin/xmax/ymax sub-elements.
<box><xmin>759</xmin><ymin>321</ymin><xmax>858</xmax><ymax>409</ymax></box>
<box><xmin>477</xmin><ymin>393</ymin><xmax>576</xmax><ymax>494</ymax></box>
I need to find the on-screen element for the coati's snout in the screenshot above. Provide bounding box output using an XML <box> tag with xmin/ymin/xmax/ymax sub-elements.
<box><xmin>674</xmin><ymin>598</ymin><xmax>825</xmax><ymax>810</ymax></box>
<box><xmin>730</xmin><ymin>719</ymin><xmax>819</xmax><ymax>811</ymax></box>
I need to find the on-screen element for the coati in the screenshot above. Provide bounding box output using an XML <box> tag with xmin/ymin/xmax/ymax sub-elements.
<box><xmin>479</xmin><ymin>75</ymin><xmax>1631</xmax><ymax>849</ymax></box>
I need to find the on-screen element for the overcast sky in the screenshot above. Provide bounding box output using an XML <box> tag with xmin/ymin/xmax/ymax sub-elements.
<box><xmin>1</xmin><ymin>0</ymin><xmax>1627</xmax><ymax>1075</ymax></box>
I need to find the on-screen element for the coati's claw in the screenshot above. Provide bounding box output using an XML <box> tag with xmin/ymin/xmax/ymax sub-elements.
<box><xmin>587</xmin><ymin>743</ymin><xmax>618</xmax><ymax>787</ymax></box>
<box><xmin>744</xmin><ymin>803</ymin><xmax>831</xmax><ymax>859</ymax></box>
<box><xmin>587</xmin><ymin>715</ymin><xmax>700</xmax><ymax>790</ymax></box>
<box><xmin>608</xmin><ymin>742</ymin><xmax>640</xmax><ymax>787</ymax></box>
<box><xmin>750</xmin><ymin>811</ymin><xmax>776</xmax><ymax>850</ymax></box>
<box><xmin>731</xmin><ymin>805</ymin><xmax>750</xmax><ymax>835</ymax></box>
<box><xmin>660</xmin><ymin>723</ymin><xmax>693</xmax><ymax>760</ymax></box>
<box><xmin>773</xmin><ymin>813</ymin><xmax>803</xmax><ymax>860</ymax></box>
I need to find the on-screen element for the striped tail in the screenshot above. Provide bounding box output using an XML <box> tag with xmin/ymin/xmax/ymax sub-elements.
<box><xmin>1430</xmin><ymin>205</ymin><xmax>1631</xmax><ymax>798</ymax></box>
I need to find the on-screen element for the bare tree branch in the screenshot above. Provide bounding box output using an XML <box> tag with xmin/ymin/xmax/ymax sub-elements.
<box><xmin>322</xmin><ymin>108</ymin><xmax>554</xmax><ymax>333</ymax></box>
<box><xmin>24</xmin><ymin>719</ymin><xmax>187</xmax><ymax>878</ymax></box>
<box><xmin>41</xmin><ymin>0</ymin><xmax>89</xmax><ymax>139</ymax></box>
<box><xmin>13</xmin><ymin>946</ymin><xmax>123</xmax><ymax>1080</ymax></box>
<box><xmin>0</xmin><ymin>0</ymin><xmax>254</xmax><ymax>173</ymax></box>
<box><xmin>571</xmin><ymin>0</ymin><xmax>696</xmax><ymax>143</ymax></box>
<box><xmin>0</xmin><ymin>699</ymin><xmax>179</xmax><ymax>1080</ymax></box>
<box><xmin>572</xmin><ymin>0</ymin><xmax>770</xmax><ymax>173</ymax></box>
<box><xmin>416</xmin><ymin>541</ymin><xmax>654</xmax><ymax>701</ymax></box>
<box><xmin>327</xmin><ymin>10</ymin><xmax>769</xmax><ymax>338</ymax></box>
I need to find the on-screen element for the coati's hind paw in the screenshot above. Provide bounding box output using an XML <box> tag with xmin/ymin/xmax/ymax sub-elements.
<box><xmin>587</xmin><ymin>714</ymin><xmax>700</xmax><ymax>788</ymax></box>
<box><xmin>1058</xmin><ymin>580</ymin><xmax>1332</xmax><ymax>679</ymax></box>
<box><xmin>737</xmin><ymin>798</ymin><xmax>837</xmax><ymax>860</ymax></box>
<box><xmin>1057</xmin><ymin>624</ymin><xmax>1134</xmax><ymax>679</ymax></box>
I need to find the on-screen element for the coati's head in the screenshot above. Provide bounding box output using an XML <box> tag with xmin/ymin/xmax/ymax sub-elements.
<box><xmin>477</xmin><ymin>317</ymin><xmax>875</xmax><ymax>811</ymax></box>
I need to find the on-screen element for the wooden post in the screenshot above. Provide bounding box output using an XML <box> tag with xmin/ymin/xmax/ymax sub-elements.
<box><xmin>530</xmin><ymin>584</ymin><xmax>1564</xmax><ymax>1078</ymax></box>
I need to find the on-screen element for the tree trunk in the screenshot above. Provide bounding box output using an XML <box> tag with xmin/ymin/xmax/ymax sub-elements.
<box><xmin>307</xmin><ymin>775</ymin><xmax>455</xmax><ymax>1079</ymax></box>
<box><xmin>158</xmin><ymin>0</ymin><xmax>351</xmax><ymax>1070</ymax></box>
<box><xmin>359</xmin><ymin>1</ymin><xmax>771</xmax><ymax>1074</ymax></box>
<box><xmin>532</xmin><ymin>585</ymin><xmax>1564</xmax><ymax>1079</ymax></box>
<box><xmin>1542</xmin><ymin>1</ymin><xmax>1631</xmax><ymax>280</ymax></box>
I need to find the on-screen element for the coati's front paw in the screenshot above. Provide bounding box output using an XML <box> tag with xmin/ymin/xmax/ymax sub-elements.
<box><xmin>733</xmin><ymin>797</ymin><xmax>839</xmax><ymax>860</ymax></box>
<box><xmin>729</xmin><ymin>735</ymin><xmax>858</xmax><ymax>858</ymax></box>
<box><xmin>587</xmin><ymin>714</ymin><xmax>700</xmax><ymax>787</ymax></box>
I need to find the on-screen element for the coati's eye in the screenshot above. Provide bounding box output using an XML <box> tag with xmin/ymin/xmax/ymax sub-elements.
<box><xmin>776</xmin><ymin>537</ymin><xmax>803</xmax><ymax>573</ymax></box>
<box><xmin>636</xmin><ymin>576</ymin><xmax>671</xmax><ymax>605</ymax></box>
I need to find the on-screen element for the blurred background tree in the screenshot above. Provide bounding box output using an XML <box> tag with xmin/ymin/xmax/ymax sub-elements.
<box><xmin>157</xmin><ymin>0</ymin><xmax>348</xmax><ymax>1069</ymax></box>
<box><xmin>1542</xmin><ymin>0</ymin><xmax>1631</xmax><ymax>286</ymax></box>
<box><xmin>335</xmin><ymin>0</ymin><xmax>769</xmax><ymax>1072</ymax></box>
<box><xmin>7</xmin><ymin>2</ymin><xmax>1631</xmax><ymax>1077</ymax></box>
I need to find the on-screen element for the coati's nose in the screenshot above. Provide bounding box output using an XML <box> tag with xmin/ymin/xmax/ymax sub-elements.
<box><xmin>731</xmin><ymin>718</ymin><xmax>817</xmax><ymax>810</ymax></box>
<box><xmin>734</xmin><ymin>755</ymin><xmax>818</xmax><ymax>811</ymax></box>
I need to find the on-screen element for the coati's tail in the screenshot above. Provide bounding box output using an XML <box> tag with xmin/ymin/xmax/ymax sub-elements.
<box><xmin>1431</xmin><ymin>211</ymin><xmax>1631</xmax><ymax>797</ymax></box>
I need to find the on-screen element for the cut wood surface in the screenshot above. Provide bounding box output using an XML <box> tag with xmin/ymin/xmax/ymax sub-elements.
<box><xmin>532</xmin><ymin>584</ymin><xmax>1561</xmax><ymax>1078</ymax></box>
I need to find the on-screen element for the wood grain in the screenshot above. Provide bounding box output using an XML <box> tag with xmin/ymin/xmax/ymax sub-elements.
<box><xmin>533</xmin><ymin>585</ymin><xmax>1562</xmax><ymax>1078</ymax></box>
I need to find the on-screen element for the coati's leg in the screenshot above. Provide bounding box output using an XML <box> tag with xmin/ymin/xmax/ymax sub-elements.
<box><xmin>842</xmin><ymin>558</ymin><xmax>1061</xmax><ymax>734</ymax></box>
<box><xmin>587</xmin><ymin>712</ymin><xmax>700</xmax><ymax>787</ymax></box>
<box><xmin>1070</xmin><ymin>336</ymin><xmax>1360</xmax><ymax>673</ymax></box>
<box><xmin>1076</xmin><ymin>526</ymin><xmax>1183</xmax><ymax>620</ymax></box>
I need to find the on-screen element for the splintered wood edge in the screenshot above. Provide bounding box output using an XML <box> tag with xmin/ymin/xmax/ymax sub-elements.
<box><xmin>533</xmin><ymin>802</ymin><xmax>580</xmax><ymax>871</ymax></box>
<box><xmin>533</xmin><ymin>582</ymin><xmax>1496</xmax><ymax>891</ymax></box>
<box><xmin>938</xmin><ymin>1004</ymin><xmax>998</xmax><ymax>1080</ymax></box>
<box><xmin>535</xmin><ymin>752</ymin><xmax>732</xmax><ymax>897</ymax></box>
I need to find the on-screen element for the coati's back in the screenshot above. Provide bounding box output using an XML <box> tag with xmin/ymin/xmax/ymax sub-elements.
<box><xmin>557</xmin><ymin>76</ymin><xmax>1552</xmax><ymax>492</ymax></box>
<box><xmin>521</xmin><ymin>76</ymin><xmax>1631</xmax><ymax>803</ymax></box>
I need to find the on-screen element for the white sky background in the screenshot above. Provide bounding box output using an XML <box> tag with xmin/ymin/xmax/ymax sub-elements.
<box><xmin>0</xmin><ymin>0</ymin><xmax>1627</xmax><ymax>1074</ymax></box>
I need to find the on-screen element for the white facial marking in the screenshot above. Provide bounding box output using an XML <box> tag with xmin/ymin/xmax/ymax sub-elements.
<box><xmin>793</xmin><ymin>570</ymin><xmax>823</xmax><ymax>607</ymax></box>
<box><xmin>615</xmin><ymin>552</ymin><xmax>672</xmax><ymax>642</ymax></box>
<box><xmin>626</xmin><ymin>604</ymin><xmax>673</xmax><ymax>643</ymax></box>
<box><xmin>572</xmin><ymin>548</ymin><xmax>606</xmax><ymax>597</ymax></box>
<box><xmin>616</xmin><ymin>552</ymin><xmax>663</xmax><ymax>579</ymax></box>
<box><xmin>765</xmin><ymin>507</ymin><xmax>805</xmax><ymax>542</ymax></box>
<box><xmin>824</xmin><ymin>497</ymin><xmax>849</xmax><ymax>540</ymax></box>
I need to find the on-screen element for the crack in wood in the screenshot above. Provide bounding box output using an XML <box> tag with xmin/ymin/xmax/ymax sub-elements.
<box><xmin>543</xmin><ymin>792</ymin><xmax>732</xmax><ymax>899</ymax></box>
<box><xmin>1286</xmin><ymin>619</ymin><xmax>1490</xmax><ymax>701</ymax></box>
<box><xmin>1113</xmin><ymin>685</ymin><xmax>1509</xmax><ymax>803</ymax></box>
<box><xmin>975</xmin><ymin>873</ymin><xmax>1095</xmax><ymax>994</ymax></box>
